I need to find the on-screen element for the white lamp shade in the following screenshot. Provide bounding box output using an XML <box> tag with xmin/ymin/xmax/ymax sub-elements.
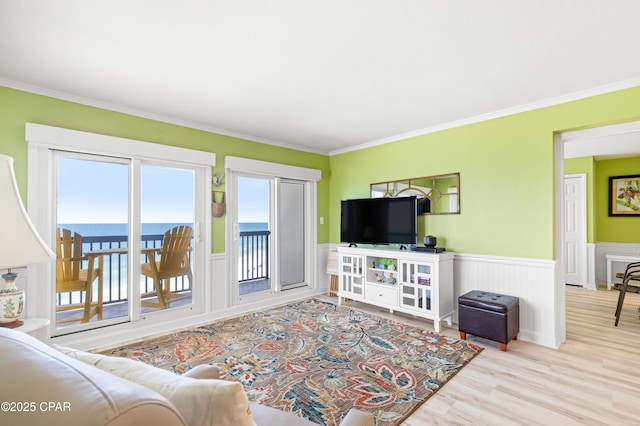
<box><xmin>0</xmin><ymin>154</ymin><xmax>55</xmax><ymax>269</ymax></box>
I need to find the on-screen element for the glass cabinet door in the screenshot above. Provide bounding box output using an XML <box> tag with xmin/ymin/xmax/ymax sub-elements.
<box><xmin>339</xmin><ymin>254</ymin><xmax>364</xmax><ymax>297</ymax></box>
<box><xmin>399</xmin><ymin>261</ymin><xmax>433</xmax><ymax>313</ymax></box>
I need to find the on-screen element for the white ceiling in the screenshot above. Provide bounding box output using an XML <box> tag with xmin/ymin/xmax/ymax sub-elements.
<box><xmin>1</xmin><ymin>1</ymin><xmax>640</xmax><ymax>155</ymax></box>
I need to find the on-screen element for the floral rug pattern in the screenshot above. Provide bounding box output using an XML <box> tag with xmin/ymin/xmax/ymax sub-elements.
<box><xmin>100</xmin><ymin>299</ymin><xmax>482</xmax><ymax>425</ymax></box>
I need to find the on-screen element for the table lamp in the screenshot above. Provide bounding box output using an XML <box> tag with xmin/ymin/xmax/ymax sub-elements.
<box><xmin>0</xmin><ymin>154</ymin><xmax>55</xmax><ymax>328</ymax></box>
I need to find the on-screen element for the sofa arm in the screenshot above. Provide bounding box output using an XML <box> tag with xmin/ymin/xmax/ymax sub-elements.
<box><xmin>339</xmin><ymin>409</ymin><xmax>374</xmax><ymax>426</ymax></box>
<box><xmin>183</xmin><ymin>364</ymin><xmax>220</xmax><ymax>380</ymax></box>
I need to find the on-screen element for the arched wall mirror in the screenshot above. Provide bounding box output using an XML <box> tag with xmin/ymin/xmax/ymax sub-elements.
<box><xmin>370</xmin><ymin>172</ymin><xmax>460</xmax><ymax>215</ymax></box>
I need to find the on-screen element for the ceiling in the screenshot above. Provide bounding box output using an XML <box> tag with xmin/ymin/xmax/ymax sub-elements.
<box><xmin>1</xmin><ymin>1</ymin><xmax>640</xmax><ymax>155</ymax></box>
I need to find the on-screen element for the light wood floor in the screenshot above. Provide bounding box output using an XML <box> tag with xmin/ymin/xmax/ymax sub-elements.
<box><xmin>329</xmin><ymin>286</ymin><xmax>640</xmax><ymax>426</ymax></box>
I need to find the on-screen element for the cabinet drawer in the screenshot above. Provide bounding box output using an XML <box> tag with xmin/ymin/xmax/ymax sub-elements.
<box><xmin>365</xmin><ymin>285</ymin><xmax>397</xmax><ymax>305</ymax></box>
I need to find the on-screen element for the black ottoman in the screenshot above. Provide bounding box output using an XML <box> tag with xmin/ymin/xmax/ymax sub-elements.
<box><xmin>458</xmin><ymin>290</ymin><xmax>519</xmax><ymax>352</ymax></box>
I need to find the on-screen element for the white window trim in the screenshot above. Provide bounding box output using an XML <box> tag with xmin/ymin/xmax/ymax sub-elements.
<box><xmin>224</xmin><ymin>156</ymin><xmax>320</xmax><ymax>306</ymax></box>
<box><xmin>225</xmin><ymin>156</ymin><xmax>321</xmax><ymax>182</ymax></box>
<box><xmin>25</xmin><ymin>123</ymin><xmax>215</xmax><ymax>342</ymax></box>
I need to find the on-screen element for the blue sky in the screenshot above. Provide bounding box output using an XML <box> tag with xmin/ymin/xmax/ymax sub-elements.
<box><xmin>238</xmin><ymin>176</ymin><xmax>269</xmax><ymax>223</ymax></box>
<box><xmin>57</xmin><ymin>158</ymin><xmax>194</xmax><ymax>224</ymax></box>
<box><xmin>57</xmin><ymin>158</ymin><xmax>268</xmax><ymax>224</ymax></box>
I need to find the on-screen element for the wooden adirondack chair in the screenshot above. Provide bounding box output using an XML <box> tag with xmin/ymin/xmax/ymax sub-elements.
<box><xmin>56</xmin><ymin>228</ymin><xmax>103</xmax><ymax>324</ymax></box>
<box><xmin>140</xmin><ymin>225</ymin><xmax>193</xmax><ymax>309</ymax></box>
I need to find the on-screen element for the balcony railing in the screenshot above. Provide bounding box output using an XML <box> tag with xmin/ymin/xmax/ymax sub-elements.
<box><xmin>57</xmin><ymin>230</ymin><xmax>271</xmax><ymax>309</ymax></box>
<box><xmin>56</xmin><ymin>234</ymin><xmax>191</xmax><ymax>307</ymax></box>
<box><xmin>238</xmin><ymin>230</ymin><xmax>270</xmax><ymax>282</ymax></box>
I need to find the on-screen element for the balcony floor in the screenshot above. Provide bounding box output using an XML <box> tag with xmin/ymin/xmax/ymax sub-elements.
<box><xmin>239</xmin><ymin>278</ymin><xmax>271</xmax><ymax>295</ymax></box>
<box><xmin>56</xmin><ymin>279</ymin><xmax>271</xmax><ymax>325</ymax></box>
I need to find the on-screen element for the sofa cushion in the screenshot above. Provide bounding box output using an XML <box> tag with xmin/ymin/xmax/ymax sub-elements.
<box><xmin>54</xmin><ymin>345</ymin><xmax>254</xmax><ymax>426</ymax></box>
<box><xmin>0</xmin><ymin>328</ymin><xmax>185</xmax><ymax>426</ymax></box>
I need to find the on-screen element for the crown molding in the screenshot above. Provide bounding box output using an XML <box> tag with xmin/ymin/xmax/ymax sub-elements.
<box><xmin>330</xmin><ymin>77</ymin><xmax>640</xmax><ymax>156</ymax></box>
<box><xmin>0</xmin><ymin>78</ymin><xmax>329</xmax><ymax>156</ymax></box>
<box><xmin>3</xmin><ymin>76</ymin><xmax>639</xmax><ymax>158</ymax></box>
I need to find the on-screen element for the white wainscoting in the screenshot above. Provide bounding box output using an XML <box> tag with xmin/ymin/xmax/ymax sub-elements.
<box><xmin>594</xmin><ymin>241</ymin><xmax>640</xmax><ymax>287</ymax></box>
<box><xmin>454</xmin><ymin>254</ymin><xmax>557</xmax><ymax>348</ymax></box>
<box><xmin>586</xmin><ymin>243</ymin><xmax>596</xmax><ymax>290</ymax></box>
<box><xmin>316</xmin><ymin>244</ymin><xmax>333</xmax><ymax>295</ymax></box>
<box><xmin>210</xmin><ymin>253</ymin><xmax>227</xmax><ymax>311</ymax></box>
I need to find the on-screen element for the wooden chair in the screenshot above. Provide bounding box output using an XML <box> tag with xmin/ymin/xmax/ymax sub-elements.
<box><xmin>56</xmin><ymin>228</ymin><xmax>103</xmax><ymax>324</ymax></box>
<box><xmin>140</xmin><ymin>225</ymin><xmax>193</xmax><ymax>309</ymax></box>
<box><xmin>614</xmin><ymin>262</ymin><xmax>640</xmax><ymax>326</ymax></box>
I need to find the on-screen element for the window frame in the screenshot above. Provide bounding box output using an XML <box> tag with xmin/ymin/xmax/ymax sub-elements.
<box><xmin>25</xmin><ymin>123</ymin><xmax>215</xmax><ymax>339</ymax></box>
<box><xmin>224</xmin><ymin>156</ymin><xmax>320</xmax><ymax>306</ymax></box>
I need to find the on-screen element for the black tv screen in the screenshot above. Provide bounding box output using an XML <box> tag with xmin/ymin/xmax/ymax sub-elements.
<box><xmin>340</xmin><ymin>196</ymin><xmax>417</xmax><ymax>246</ymax></box>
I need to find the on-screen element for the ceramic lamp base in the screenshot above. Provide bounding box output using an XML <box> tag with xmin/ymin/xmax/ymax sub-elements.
<box><xmin>1</xmin><ymin>272</ymin><xmax>25</xmax><ymax>325</ymax></box>
<box><xmin>0</xmin><ymin>319</ymin><xmax>23</xmax><ymax>328</ymax></box>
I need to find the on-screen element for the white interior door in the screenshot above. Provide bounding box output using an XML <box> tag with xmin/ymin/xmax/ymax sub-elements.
<box><xmin>564</xmin><ymin>174</ymin><xmax>587</xmax><ymax>286</ymax></box>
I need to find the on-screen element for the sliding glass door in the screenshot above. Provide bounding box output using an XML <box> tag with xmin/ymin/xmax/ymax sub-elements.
<box><xmin>230</xmin><ymin>169</ymin><xmax>313</xmax><ymax>302</ymax></box>
<box><xmin>55</xmin><ymin>154</ymin><xmax>130</xmax><ymax>328</ymax></box>
<box><xmin>278</xmin><ymin>179</ymin><xmax>306</xmax><ymax>290</ymax></box>
<box><xmin>54</xmin><ymin>153</ymin><xmax>199</xmax><ymax>333</ymax></box>
<box><xmin>236</xmin><ymin>175</ymin><xmax>272</xmax><ymax>297</ymax></box>
<box><xmin>140</xmin><ymin>164</ymin><xmax>195</xmax><ymax>313</ymax></box>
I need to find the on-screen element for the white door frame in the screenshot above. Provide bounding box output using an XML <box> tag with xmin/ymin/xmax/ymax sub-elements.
<box><xmin>224</xmin><ymin>156</ymin><xmax>321</xmax><ymax>306</ymax></box>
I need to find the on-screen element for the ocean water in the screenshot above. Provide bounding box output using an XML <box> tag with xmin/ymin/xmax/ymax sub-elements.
<box><xmin>59</xmin><ymin>222</ymin><xmax>268</xmax><ymax>236</ymax></box>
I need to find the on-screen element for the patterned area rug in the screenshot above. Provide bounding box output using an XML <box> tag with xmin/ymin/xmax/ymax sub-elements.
<box><xmin>100</xmin><ymin>299</ymin><xmax>482</xmax><ymax>425</ymax></box>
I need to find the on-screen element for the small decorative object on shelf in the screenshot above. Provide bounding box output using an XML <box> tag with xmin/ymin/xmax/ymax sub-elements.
<box><xmin>424</xmin><ymin>235</ymin><xmax>437</xmax><ymax>248</ymax></box>
<box><xmin>377</xmin><ymin>258</ymin><xmax>396</xmax><ymax>270</ymax></box>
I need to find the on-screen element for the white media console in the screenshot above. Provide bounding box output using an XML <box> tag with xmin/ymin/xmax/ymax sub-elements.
<box><xmin>336</xmin><ymin>246</ymin><xmax>454</xmax><ymax>332</ymax></box>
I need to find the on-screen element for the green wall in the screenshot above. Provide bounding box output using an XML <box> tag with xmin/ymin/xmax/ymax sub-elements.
<box><xmin>564</xmin><ymin>156</ymin><xmax>596</xmax><ymax>243</ymax></box>
<box><xmin>4</xmin><ymin>84</ymin><xmax>640</xmax><ymax>260</ymax></box>
<box><xmin>596</xmin><ymin>156</ymin><xmax>640</xmax><ymax>242</ymax></box>
<box><xmin>330</xmin><ymin>86</ymin><xmax>640</xmax><ymax>259</ymax></box>
<box><xmin>0</xmin><ymin>86</ymin><xmax>331</xmax><ymax>253</ymax></box>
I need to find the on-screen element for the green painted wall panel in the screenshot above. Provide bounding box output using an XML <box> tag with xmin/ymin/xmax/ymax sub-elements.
<box><xmin>4</xmin><ymin>84</ymin><xmax>640</xmax><ymax>260</ymax></box>
<box><xmin>0</xmin><ymin>86</ymin><xmax>330</xmax><ymax>253</ymax></box>
<box><xmin>330</xmin><ymin>86</ymin><xmax>640</xmax><ymax>259</ymax></box>
<box><xmin>596</xmin><ymin>156</ymin><xmax>640</xmax><ymax>242</ymax></box>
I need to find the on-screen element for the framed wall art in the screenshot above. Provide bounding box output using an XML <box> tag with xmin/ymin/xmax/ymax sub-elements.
<box><xmin>609</xmin><ymin>175</ymin><xmax>640</xmax><ymax>216</ymax></box>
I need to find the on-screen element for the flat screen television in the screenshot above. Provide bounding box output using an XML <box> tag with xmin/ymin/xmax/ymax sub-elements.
<box><xmin>340</xmin><ymin>196</ymin><xmax>417</xmax><ymax>246</ymax></box>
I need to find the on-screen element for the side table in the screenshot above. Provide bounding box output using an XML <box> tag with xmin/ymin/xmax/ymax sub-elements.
<box><xmin>605</xmin><ymin>254</ymin><xmax>640</xmax><ymax>290</ymax></box>
<box><xmin>16</xmin><ymin>317</ymin><xmax>50</xmax><ymax>334</ymax></box>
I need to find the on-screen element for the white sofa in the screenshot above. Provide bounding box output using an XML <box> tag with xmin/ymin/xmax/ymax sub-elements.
<box><xmin>0</xmin><ymin>328</ymin><xmax>373</xmax><ymax>426</ymax></box>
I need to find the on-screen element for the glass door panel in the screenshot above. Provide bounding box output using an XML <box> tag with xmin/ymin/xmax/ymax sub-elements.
<box><xmin>139</xmin><ymin>164</ymin><xmax>195</xmax><ymax>312</ymax></box>
<box><xmin>237</xmin><ymin>175</ymin><xmax>271</xmax><ymax>297</ymax></box>
<box><xmin>55</xmin><ymin>155</ymin><xmax>129</xmax><ymax>330</ymax></box>
<box><xmin>278</xmin><ymin>179</ymin><xmax>306</xmax><ymax>290</ymax></box>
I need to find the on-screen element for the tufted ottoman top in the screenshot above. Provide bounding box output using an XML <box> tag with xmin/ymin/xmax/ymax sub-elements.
<box><xmin>458</xmin><ymin>291</ymin><xmax>519</xmax><ymax>313</ymax></box>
